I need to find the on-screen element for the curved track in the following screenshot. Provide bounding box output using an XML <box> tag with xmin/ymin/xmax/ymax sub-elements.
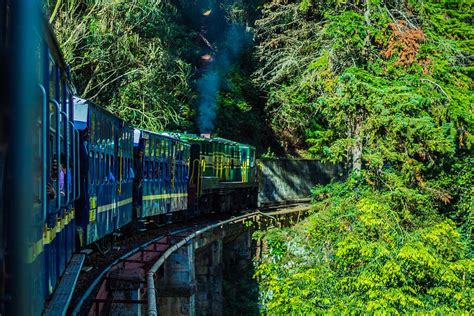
<box><xmin>70</xmin><ymin>202</ymin><xmax>311</xmax><ymax>315</ymax></box>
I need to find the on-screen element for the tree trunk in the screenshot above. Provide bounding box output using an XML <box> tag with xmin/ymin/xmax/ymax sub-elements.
<box><xmin>352</xmin><ymin>110</ymin><xmax>363</xmax><ymax>172</ymax></box>
<box><xmin>349</xmin><ymin>108</ymin><xmax>363</xmax><ymax>173</ymax></box>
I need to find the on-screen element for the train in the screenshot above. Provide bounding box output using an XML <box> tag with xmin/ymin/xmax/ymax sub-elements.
<box><xmin>0</xmin><ymin>7</ymin><xmax>258</xmax><ymax>316</ymax></box>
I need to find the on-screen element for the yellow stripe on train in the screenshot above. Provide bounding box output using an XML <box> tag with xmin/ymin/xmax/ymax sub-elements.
<box><xmin>27</xmin><ymin>208</ymin><xmax>76</xmax><ymax>264</ymax></box>
<box><xmin>143</xmin><ymin>193</ymin><xmax>188</xmax><ymax>201</ymax></box>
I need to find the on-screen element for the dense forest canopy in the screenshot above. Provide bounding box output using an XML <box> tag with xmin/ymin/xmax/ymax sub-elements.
<box><xmin>47</xmin><ymin>0</ymin><xmax>472</xmax><ymax>313</ymax></box>
<box><xmin>253</xmin><ymin>0</ymin><xmax>473</xmax><ymax>313</ymax></box>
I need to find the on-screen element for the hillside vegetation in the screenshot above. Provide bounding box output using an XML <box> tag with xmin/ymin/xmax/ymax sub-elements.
<box><xmin>253</xmin><ymin>0</ymin><xmax>473</xmax><ymax>313</ymax></box>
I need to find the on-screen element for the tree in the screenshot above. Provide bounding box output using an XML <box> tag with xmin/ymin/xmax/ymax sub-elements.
<box><xmin>47</xmin><ymin>0</ymin><xmax>195</xmax><ymax>131</ymax></box>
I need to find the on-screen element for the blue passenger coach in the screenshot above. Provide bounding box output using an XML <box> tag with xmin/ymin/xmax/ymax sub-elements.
<box><xmin>133</xmin><ymin>130</ymin><xmax>190</xmax><ymax>223</ymax></box>
<box><xmin>74</xmin><ymin>98</ymin><xmax>134</xmax><ymax>246</ymax></box>
<box><xmin>40</xmin><ymin>23</ymin><xmax>79</xmax><ymax>302</ymax></box>
<box><xmin>1</xmin><ymin>11</ymin><xmax>80</xmax><ymax>314</ymax></box>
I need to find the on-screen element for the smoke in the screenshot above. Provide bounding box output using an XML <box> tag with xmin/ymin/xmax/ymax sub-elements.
<box><xmin>196</xmin><ymin>3</ymin><xmax>251</xmax><ymax>133</ymax></box>
<box><xmin>197</xmin><ymin>70</ymin><xmax>219</xmax><ymax>133</ymax></box>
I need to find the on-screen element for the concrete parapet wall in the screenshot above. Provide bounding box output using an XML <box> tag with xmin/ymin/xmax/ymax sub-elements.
<box><xmin>257</xmin><ymin>158</ymin><xmax>343</xmax><ymax>204</ymax></box>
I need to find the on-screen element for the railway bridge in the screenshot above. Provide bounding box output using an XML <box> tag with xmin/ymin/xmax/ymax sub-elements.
<box><xmin>67</xmin><ymin>203</ymin><xmax>310</xmax><ymax>316</ymax></box>
<box><xmin>42</xmin><ymin>158</ymin><xmax>340</xmax><ymax>316</ymax></box>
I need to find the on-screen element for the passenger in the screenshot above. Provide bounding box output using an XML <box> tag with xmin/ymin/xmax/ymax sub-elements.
<box><xmin>49</xmin><ymin>156</ymin><xmax>60</xmax><ymax>202</ymax></box>
<box><xmin>133</xmin><ymin>148</ymin><xmax>143</xmax><ymax>206</ymax></box>
<box><xmin>46</xmin><ymin>181</ymin><xmax>56</xmax><ymax>200</ymax></box>
<box><xmin>108</xmin><ymin>170</ymin><xmax>115</xmax><ymax>183</ymax></box>
<box><xmin>59</xmin><ymin>154</ymin><xmax>66</xmax><ymax>196</ymax></box>
<box><xmin>75</xmin><ymin>128</ymin><xmax>90</xmax><ymax>235</ymax></box>
<box><xmin>129</xmin><ymin>166</ymin><xmax>135</xmax><ymax>180</ymax></box>
<box><xmin>59</xmin><ymin>153</ymin><xmax>72</xmax><ymax>197</ymax></box>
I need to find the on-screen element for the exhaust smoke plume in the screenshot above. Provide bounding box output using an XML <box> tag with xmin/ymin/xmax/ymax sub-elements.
<box><xmin>193</xmin><ymin>1</ymin><xmax>251</xmax><ymax>133</ymax></box>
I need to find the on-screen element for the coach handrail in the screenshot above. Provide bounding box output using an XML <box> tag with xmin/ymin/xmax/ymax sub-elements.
<box><xmin>49</xmin><ymin>99</ymin><xmax>61</xmax><ymax>213</ymax></box>
<box><xmin>69</xmin><ymin>121</ymin><xmax>77</xmax><ymax>201</ymax></box>
<box><xmin>60</xmin><ymin>111</ymin><xmax>71</xmax><ymax>207</ymax></box>
<box><xmin>39</xmin><ymin>84</ymin><xmax>47</xmax><ymax>221</ymax></box>
<box><xmin>74</xmin><ymin>128</ymin><xmax>81</xmax><ymax>200</ymax></box>
<box><xmin>146</xmin><ymin>206</ymin><xmax>311</xmax><ymax>316</ymax></box>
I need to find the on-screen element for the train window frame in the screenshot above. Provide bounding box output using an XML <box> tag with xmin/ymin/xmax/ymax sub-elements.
<box><xmin>149</xmin><ymin>140</ymin><xmax>154</xmax><ymax>179</ymax></box>
<box><xmin>158</xmin><ymin>138</ymin><xmax>162</xmax><ymax>159</ymax></box>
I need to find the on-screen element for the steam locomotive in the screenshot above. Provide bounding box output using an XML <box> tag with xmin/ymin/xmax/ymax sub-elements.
<box><xmin>0</xmin><ymin>8</ymin><xmax>257</xmax><ymax>315</ymax></box>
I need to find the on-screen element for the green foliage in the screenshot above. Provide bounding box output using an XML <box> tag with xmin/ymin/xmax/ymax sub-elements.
<box><xmin>254</xmin><ymin>0</ymin><xmax>473</xmax><ymax>160</ymax></box>
<box><xmin>254</xmin><ymin>0</ymin><xmax>473</xmax><ymax>313</ymax></box>
<box><xmin>255</xmin><ymin>178</ymin><xmax>474</xmax><ymax>314</ymax></box>
<box><xmin>48</xmin><ymin>0</ymin><xmax>195</xmax><ymax>131</ymax></box>
<box><xmin>213</xmin><ymin>67</ymin><xmax>266</xmax><ymax>147</ymax></box>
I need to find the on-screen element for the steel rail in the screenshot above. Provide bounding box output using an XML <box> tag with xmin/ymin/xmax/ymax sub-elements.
<box><xmin>146</xmin><ymin>205</ymin><xmax>311</xmax><ymax>316</ymax></box>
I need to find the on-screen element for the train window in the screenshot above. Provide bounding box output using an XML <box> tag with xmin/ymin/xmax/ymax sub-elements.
<box><xmin>146</xmin><ymin>139</ymin><xmax>150</xmax><ymax>158</ymax></box>
<box><xmin>88</xmin><ymin>150</ymin><xmax>93</xmax><ymax>185</ymax></box>
<box><xmin>94</xmin><ymin>152</ymin><xmax>98</xmax><ymax>185</ymax></box>
<box><xmin>148</xmin><ymin>137</ymin><xmax>152</xmax><ymax>158</ymax></box>
<box><xmin>48</xmin><ymin>58</ymin><xmax>55</xmax><ymax>101</ymax></box>
<box><xmin>108</xmin><ymin>153</ymin><xmax>112</xmax><ymax>183</ymax></box>
<box><xmin>99</xmin><ymin>152</ymin><xmax>103</xmax><ymax>184</ymax></box>
<box><xmin>122</xmin><ymin>156</ymin><xmax>126</xmax><ymax>182</ymax></box>
<box><xmin>145</xmin><ymin>160</ymin><xmax>150</xmax><ymax>179</ymax></box>
<box><xmin>152</xmin><ymin>137</ymin><xmax>157</xmax><ymax>159</ymax></box>
<box><xmin>150</xmin><ymin>159</ymin><xmax>153</xmax><ymax>179</ymax></box>
<box><xmin>150</xmin><ymin>160</ymin><xmax>154</xmax><ymax>179</ymax></box>
<box><xmin>91</xmin><ymin>151</ymin><xmax>96</xmax><ymax>185</ymax></box>
<box><xmin>158</xmin><ymin>139</ymin><xmax>161</xmax><ymax>158</ymax></box>
<box><xmin>161</xmin><ymin>140</ymin><xmax>165</xmax><ymax>157</ymax></box>
<box><xmin>125</xmin><ymin>157</ymin><xmax>128</xmax><ymax>182</ymax></box>
<box><xmin>105</xmin><ymin>119</ymin><xmax>110</xmax><ymax>151</ymax></box>
<box><xmin>101</xmin><ymin>116</ymin><xmax>105</xmax><ymax>147</ymax></box>
<box><xmin>89</xmin><ymin>112</ymin><xmax>94</xmax><ymax>145</ymax></box>
<box><xmin>125</xmin><ymin>157</ymin><xmax>129</xmax><ymax>182</ymax></box>
<box><xmin>101</xmin><ymin>152</ymin><xmax>105</xmax><ymax>184</ymax></box>
<box><xmin>153</xmin><ymin>161</ymin><xmax>158</xmax><ymax>178</ymax></box>
<box><xmin>107</xmin><ymin>153</ymin><xmax>111</xmax><ymax>183</ymax></box>
<box><xmin>59</xmin><ymin>78</ymin><xmax>65</xmax><ymax>113</ymax></box>
<box><xmin>94</xmin><ymin>113</ymin><xmax>99</xmax><ymax>146</ymax></box>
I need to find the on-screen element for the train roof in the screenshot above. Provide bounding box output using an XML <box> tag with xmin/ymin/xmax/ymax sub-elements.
<box><xmin>174</xmin><ymin>133</ymin><xmax>255</xmax><ymax>149</ymax></box>
<box><xmin>133</xmin><ymin>129</ymin><xmax>190</xmax><ymax>147</ymax></box>
<box><xmin>73</xmin><ymin>96</ymin><xmax>133</xmax><ymax>130</ymax></box>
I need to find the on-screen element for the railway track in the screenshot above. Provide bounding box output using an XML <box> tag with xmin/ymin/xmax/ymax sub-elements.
<box><xmin>68</xmin><ymin>202</ymin><xmax>311</xmax><ymax>315</ymax></box>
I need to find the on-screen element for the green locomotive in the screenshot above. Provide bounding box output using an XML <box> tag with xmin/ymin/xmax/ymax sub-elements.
<box><xmin>174</xmin><ymin>133</ymin><xmax>258</xmax><ymax>214</ymax></box>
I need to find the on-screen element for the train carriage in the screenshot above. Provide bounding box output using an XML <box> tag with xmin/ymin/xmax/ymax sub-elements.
<box><xmin>40</xmin><ymin>22</ymin><xmax>79</xmax><ymax>302</ymax></box>
<box><xmin>178</xmin><ymin>133</ymin><xmax>258</xmax><ymax>214</ymax></box>
<box><xmin>133</xmin><ymin>130</ymin><xmax>190</xmax><ymax>224</ymax></box>
<box><xmin>1</xmin><ymin>6</ymin><xmax>80</xmax><ymax>314</ymax></box>
<box><xmin>73</xmin><ymin>98</ymin><xmax>134</xmax><ymax>246</ymax></box>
